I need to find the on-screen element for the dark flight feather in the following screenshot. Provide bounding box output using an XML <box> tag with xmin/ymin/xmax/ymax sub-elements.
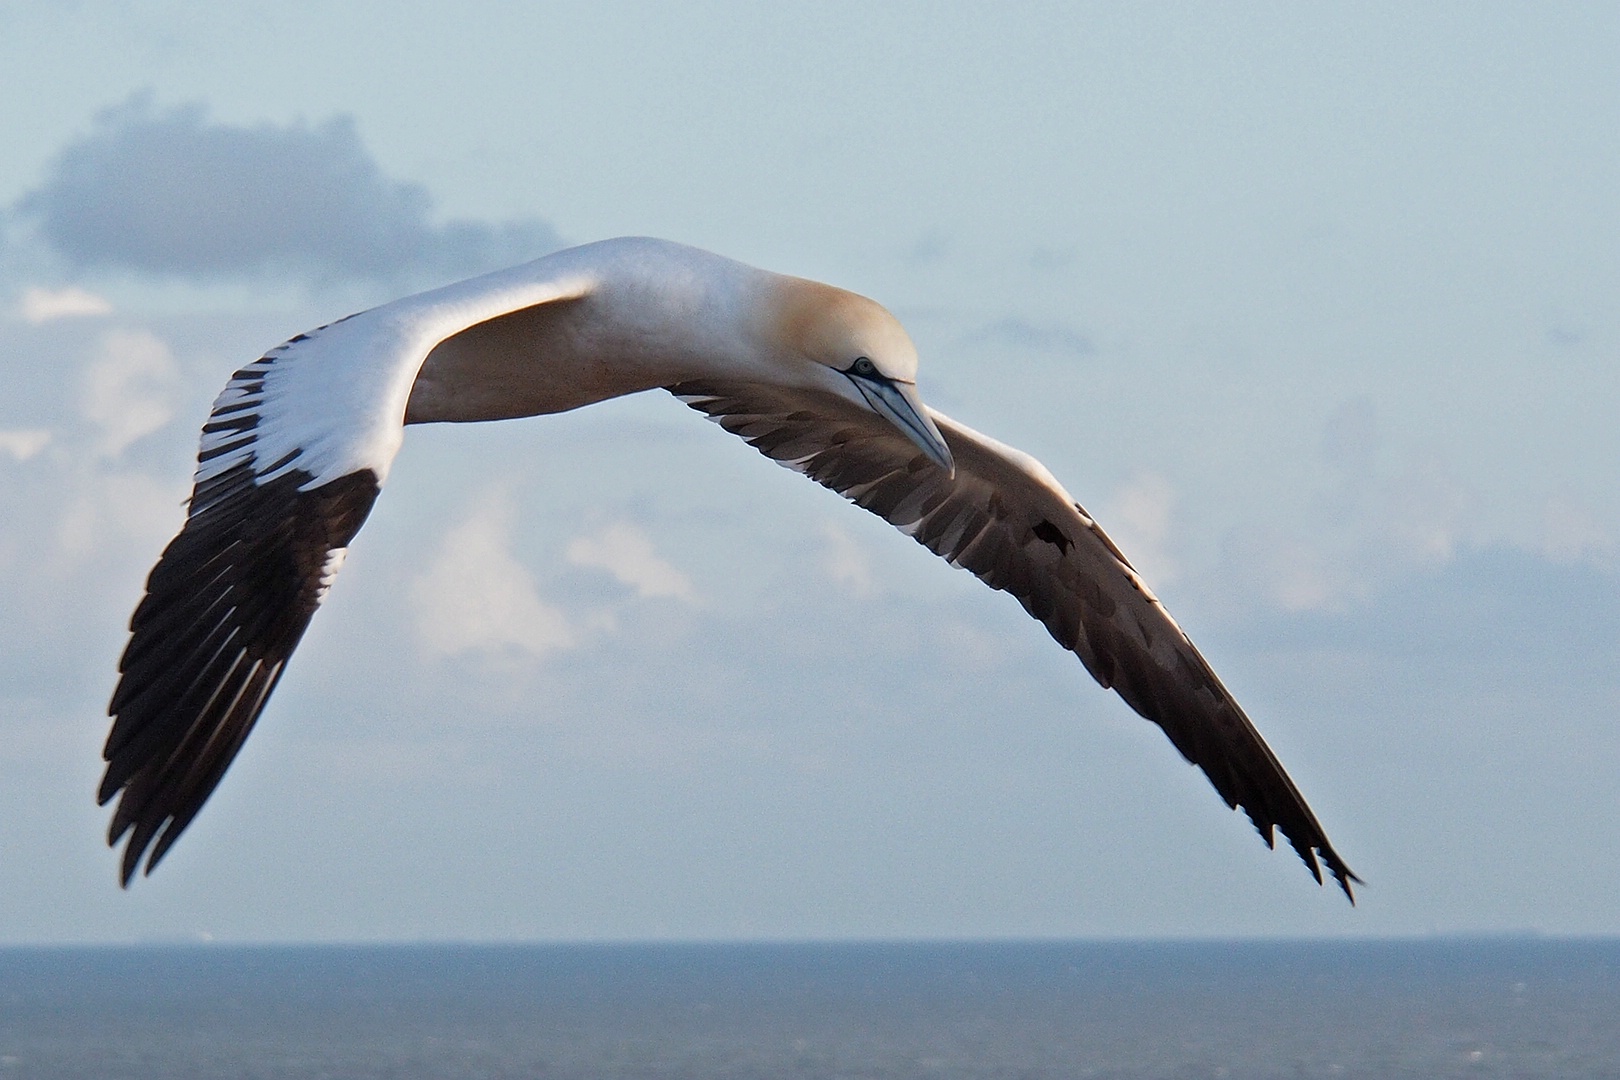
<box><xmin>671</xmin><ymin>378</ymin><xmax>1359</xmax><ymax>900</ymax></box>
<box><xmin>102</xmin><ymin>460</ymin><xmax>379</xmax><ymax>884</ymax></box>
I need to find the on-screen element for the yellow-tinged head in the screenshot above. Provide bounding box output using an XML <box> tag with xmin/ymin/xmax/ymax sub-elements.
<box><xmin>761</xmin><ymin>276</ymin><xmax>952</xmax><ymax>473</ymax></box>
<box><xmin>767</xmin><ymin>277</ymin><xmax>920</xmax><ymax>381</ymax></box>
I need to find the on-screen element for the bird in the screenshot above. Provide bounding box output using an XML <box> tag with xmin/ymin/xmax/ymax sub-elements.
<box><xmin>102</xmin><ymin>236</ymin><xmax>1359</xmax><ymax>899</ymax></box>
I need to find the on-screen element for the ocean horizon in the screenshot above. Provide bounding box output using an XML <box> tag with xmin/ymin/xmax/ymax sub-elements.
<box><xmin>1</xmin><ymin>937</ymin><xmax>1616</xmax><ymax>1078</ymax></box>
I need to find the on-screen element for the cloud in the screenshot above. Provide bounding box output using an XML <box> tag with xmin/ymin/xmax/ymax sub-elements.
<box><xmin>1540</xmin><ymin>495</ymin><xmax>1616</xmax><ymax>568</ymax></box>
<box><xmin>1218</xmin><ymin>528</ymin><xmax>1347</xmax><ymax>614</ymax></box>
<box><xmin>52</xmin><ymin>468</ymin><xmax>187</xmax><ymax>569</ymax></box>
<box><xmin>565</xmin><ymin>522</ymin><xmax>696</xmax><ymax>601</ymax></box>
<box><xmin>818</xmin><ymin>522</ymin><xmax>875</xmax><ymax>596</ymax></box>
<box><xmin>1028</xmin><ymin>246</ymin><xmax>1077</xmax><ymax>274</ymax></box>
<box><xmin>1235</xmin><ymin>545</ymin><xmax>1620</xmax><ymax>674</ymax></box>
<box><xmin>0</xmin><ymin>314</ymin><xmax>194</xmax><ymax>588</ymax></box>
<box><xmin>1201</xmin><ymin>398</ymin><xmax>1485</xmax><ymax>618</ymax></box>
<box><xmin>1383</xmin><ymin>452</ymin><xmax>1472</xmax><ymax>563</ymax></box>
<box><xmin>1320</xmin><ymin>396</ymin><xmax>1378</xmax><ymax>474</ymax></box>
<box><xmin>13</xmin><ymin>96</ymin><xmax>560</xmax><ymax>286</ymax></box>
<box><xmin>902</xmin><ymin>232</ymin><xmax>949</xmax><ymax>265</ymax></box>
<box><xmin>962</xmin><ymin>316</ymin><xmax>1095</xmax><ymax>357</ymax></box>
<box><xmin>411</xmin><ymin>497</ymin><xmax>574</xmax><ymax>660</ymax></box>
<box><xmin>18</xmin><ymin>286</ymin><xmax>112</xmax><ymax>324</ymax></box>
<box><xmin>79</xmin><ymin>328</ymin><xmax>179</xmax><ymax>457</ymax></box>
<box><xmin>0</xmin><ymin>430</ymin><xmax>51</xmax><ymax>461</ymax></box>
<box><xmin>1101</xmin><ymin>470</ymin><xmax>1179</xmax><ymax>586</ymax></box>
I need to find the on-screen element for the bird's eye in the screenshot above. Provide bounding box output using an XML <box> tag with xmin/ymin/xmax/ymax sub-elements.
<box><xmin>851</xmin><ymin>357</ymin><xmax>878</xmax><ymax>377</ymax></box>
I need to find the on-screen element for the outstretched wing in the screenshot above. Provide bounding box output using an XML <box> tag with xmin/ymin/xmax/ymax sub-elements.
<box><xmin>672</xmin><ymin>378</ymin><xmax>1359</xmax><ymax>900</ymax></box>
<box><xmin>102</xmin><ymin>452</ymin><xmax>380</xmax><ymax>884</ymax></box>
<box><xmin>103</xmin><ymin>265</ymin><xmax>593</xmax><ymax>884</ymax></box>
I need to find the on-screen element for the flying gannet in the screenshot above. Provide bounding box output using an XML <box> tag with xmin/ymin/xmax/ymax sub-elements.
<box><xmin>101</xmin><ymin>237</ymin><xmax>1359</xmax><ymax>899</ymax></box>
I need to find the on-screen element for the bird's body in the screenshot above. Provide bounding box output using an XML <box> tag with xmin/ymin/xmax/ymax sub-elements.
<box><xmin>103</xmin><ymin>237</ymin><xmax>1358</xmax><ymax>899</ymax></box>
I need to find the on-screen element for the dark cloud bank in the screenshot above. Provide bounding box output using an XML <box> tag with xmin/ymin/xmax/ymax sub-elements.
<box><xmin>13</xmin><ymin>97</ymin><xmax>559</xmax><ymax>286</ymax></box>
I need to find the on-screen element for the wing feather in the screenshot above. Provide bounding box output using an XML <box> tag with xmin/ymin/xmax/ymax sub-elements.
<box><xmin>102</xmin><ymin>260</ymin><xmax>594</xmax><ymax>882</ymax></box>
<box><xmin>103</xmin><ymin>461</ymin><xmax>380</xmax><ymax>883</ymax></box>
<box><xmin>671</xmin><ymin>378</ymin><xmax>1359</xmax><ymax>899</ymax></box>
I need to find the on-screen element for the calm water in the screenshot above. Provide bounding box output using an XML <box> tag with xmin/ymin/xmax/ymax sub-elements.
<box><xmin>0</xmin><ymin>939</ymin><xmax>1616</xmax><ymax>1079</ymax></box>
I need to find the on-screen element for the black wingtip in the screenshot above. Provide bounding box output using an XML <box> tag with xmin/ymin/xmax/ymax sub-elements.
<box><xmin>1332</xmin><ymin>861</ymin><xmax>1365</xmax><ymax>906</ymax></box>
<box><xmin>100</xmin><ymin>465</ymin><xmax>380</xmax><ymax>887</ymax></box>
<box><xmin>1241</xmin><ymin>799</ymin><xmax>1361</xmax><ymax>904</ymax></box>
<box><xmin>1309</xmin><ymin>842</ymin><xmax>1363</xmax><ymax>905</ymax></box>
<box><xmin>118</xmin><ymin>842</ymin><xmax>140</xmax><ymax>890</ymax></box>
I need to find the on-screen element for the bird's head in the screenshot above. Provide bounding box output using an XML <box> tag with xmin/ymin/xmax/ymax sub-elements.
<box><xmin>761</xmin><ymin>276</ymin><xmax>954</xmax><ymax>474</ymax></box>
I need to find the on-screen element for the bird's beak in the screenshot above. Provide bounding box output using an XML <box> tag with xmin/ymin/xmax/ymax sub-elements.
<box><xmin>850</xmin><ymin>375</ymin><xmax>955</xmax><ymax>475</ymax></box>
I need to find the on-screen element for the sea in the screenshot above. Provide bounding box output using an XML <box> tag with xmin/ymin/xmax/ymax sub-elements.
<box><xmin>0</xmin><ymin>938</ymin><xmax>1615</xmax><ymax>1079</ymax></box>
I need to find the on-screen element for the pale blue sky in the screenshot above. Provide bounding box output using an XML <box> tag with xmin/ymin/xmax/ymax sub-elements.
<box><xmin>0</xmin><ymin>2</ymin><xmax>1616</xmax><ymax>942</ymax></box>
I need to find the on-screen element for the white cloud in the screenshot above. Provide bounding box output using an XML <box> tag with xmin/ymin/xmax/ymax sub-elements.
<box><xmin>52</xmin><ymin>469</ymin><xmax>188</xmax><ymax>569</ymax></box>
<box><xmin>818</xmin><ymin>521</ymin><xmax>875</xmax><ymax>596</ymax></box>
<box><xmin>1264</xmin><ymin>539</ymin><xmax>1342</xmax><ymax>613</ymax></box>
<box><xmin>1212</xmin><ymin>527</ymin><xmax>1358</xmax><ymax>615</ymax></box>
<box><xmin>1385</xmin><ymin>453</ymin><xmax>1471</xmax><ymax>563</ymax></box>
<box><xmin>18</xmin><ymin>286</ymin><xmax>112</xmax><ymax>324</ymax></box>
<box><xmin>1102</xmin><ymin>470</ymin><xmax>1179</xmax><ymax>586</ymax></box>
<box><xmin>411</xmin><ymin>497</ymin><xmax>573</xmax><ymax>659</ymax></box>
<box><xmin>0</xmin><ymin>429</ymin><xmax>51</xmax><ymax>461</ymax></box>
<box><xmin>79</xmin><ymin>328</ymin><xmax>179</xmax><ymax>457</ymax></box>
<box><xmin>1205</xmin><ymin>399</ymin><xmax>1491</xmax><ymax>619</ymax></box>
<box><xmin>565</xmin><ymin>522</ymin><xmax>695</xmax><ymax>601</ymax></box>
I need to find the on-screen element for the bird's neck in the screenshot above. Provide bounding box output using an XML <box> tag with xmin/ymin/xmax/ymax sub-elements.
<box><xmin>403</xmin><ymin>243</ymin><xmax>778</xmax><ymax>425</ymax></box>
